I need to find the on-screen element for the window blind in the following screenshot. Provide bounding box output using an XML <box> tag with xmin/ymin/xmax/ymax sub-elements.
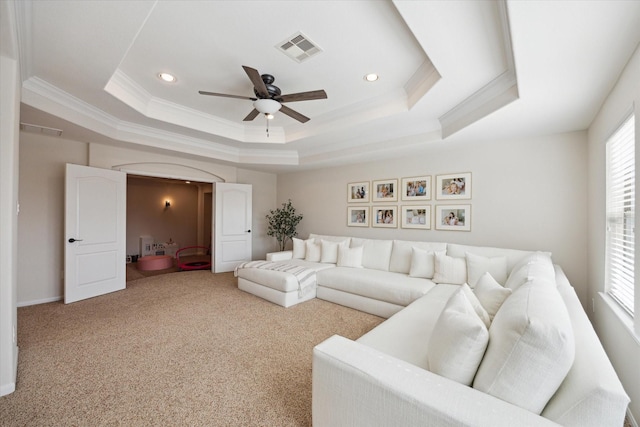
<box><xmin>606</xmin><ymin>114</ymin><xmax>635</xmax><ymax>316</ymax></box>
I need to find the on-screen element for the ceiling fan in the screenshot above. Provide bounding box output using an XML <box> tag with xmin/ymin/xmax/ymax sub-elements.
<box><xmin>199</xmin><ymin>66</ymin><xmax>327</xmax><ymax>123</ymax></box>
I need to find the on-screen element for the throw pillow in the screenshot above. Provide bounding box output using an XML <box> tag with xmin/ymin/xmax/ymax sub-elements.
<box><xmin>292</xmin><ymin>237</ymin><xmax>307</xmax><ymax>259</ymax></box>
<box><xmin>465</xmin><ymin>252</ymin><xmax>508</xmax><ymax>287</ymax></box>
<box><xmin>304</xmin><ymin>239</ymin><xmax>322</xmax><ymax>262</ymax></box>
<box><xmin>432</xmin><ymin>252</ymin><xmax>467</xmax><ymax>285</ymax></box>
<box><xmin>473</xmin><ymin>272</ymin><xmax>512</xmax><ymax>321</ymax></box>
<box><xmin>408</xmin><ymin>247</ymin><xmax>438</xmax><ymax>278</ymax></box>
<box><xmin>337</xmin><ymin>245</ymin><xmax>364</xmax><ymax>268</ymax></box>
<box><xmin>473</xmin><ymin>282</ymin><xmax>575</xmax><ymax>414</ymax></box>
<box><xmin>460</xmin><ymin>283</ymin><xmax>491</xmax><ymax>328</ymax></box>
<box><xmin>320</xmin><ymin>240</ymin><xmax>343</xmax><ymax>264</ymax></box>
<box><xmin>504</xmin><ymin>251</ymin><xmax>555</xmax><ymax>291</ymax></box>
<box><xmin>427</xmin><ymin>289</ymin><xmax>489</xmax><ymax>386</ymax></box>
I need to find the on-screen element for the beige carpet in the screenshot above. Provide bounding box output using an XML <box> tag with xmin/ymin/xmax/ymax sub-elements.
<box><xmin>0</xmin><ymin>271</ymin><xmax>382</xmax><ymax>426</ymax></box>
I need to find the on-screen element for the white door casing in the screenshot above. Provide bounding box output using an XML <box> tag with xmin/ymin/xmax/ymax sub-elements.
<box><xmin>65</xmin><ymin>164</ymin><xmax>126</xmax><ymax>303</ymax></box>
<box><xmin>214</xmin><ymin>183</ymin><xmax>252</xmax><ymax>272</ymax></box>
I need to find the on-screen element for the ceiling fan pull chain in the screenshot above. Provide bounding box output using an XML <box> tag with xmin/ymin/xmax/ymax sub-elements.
<box><xmin>266</xmin><ymin>115</ymin><xmax>270</xmax><ymax>138</ymax></box>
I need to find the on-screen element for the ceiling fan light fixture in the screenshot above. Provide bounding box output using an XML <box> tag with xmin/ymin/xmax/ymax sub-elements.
<box><xmin>253</xmin><ymin>98</ymin><xmax>281</xmax><ymax>115</ymax></box>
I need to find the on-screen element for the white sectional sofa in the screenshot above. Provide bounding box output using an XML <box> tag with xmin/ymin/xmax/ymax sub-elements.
<box><xmin>234</xmin><ymin>234</ymin><xmax>630</xmax><ymax>426</ymax></box>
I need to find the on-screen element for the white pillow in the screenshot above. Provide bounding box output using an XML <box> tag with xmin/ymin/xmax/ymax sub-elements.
<box><xmin>321</xmin><ymin>240</ymin><xmax>343</xmax><ymax>264</ymax></box>
<box><xmin>337</xmin><ymin>245</ymin><xmax>364</xmax><ymax>268</ymax></box>
<box><xmin>432</xmin><ymin>252</ymin><xmax>467</xmax><ymax>285</ymax></box>
<box><xmin>427</xmin><ymin>289</ymin><xmax>489</xmax><ymax>386</ymax></box>
<box><xmin>408</xmin><ymin>247</ymin><xmax>438</xmax><ymax>278</ymax></box>
<box><xmin>292</xmin><ymin>237</ymin><xmax>307</xmax><ymax>259</ymax></box>
<box><xmin>473</xmin><ymin>282</ymin><xmax>575</xmax><ymax>414</ymax></box>
<box><xmin>504</xmin><ymin>252</ymin><xmax>555</xmax><ymax>291</ymax></box>
<box><xmin>460</xmin><ymin>284</ymin><xmax>491</xmax><ymax>328</ymax></box>
<box><xmin>474</xmin><ymin>272</ymin><xmax>512</xmax><ymax>320</ymax></box>
<box><xmin>466</xmin><ymin>252</ymin><xmax>507</xmax><ymax>287</ymax></box>
<box><xmin>304</xmin><ymin>239</ymin><xmax>322</xmax><ymax>262</ymax></box>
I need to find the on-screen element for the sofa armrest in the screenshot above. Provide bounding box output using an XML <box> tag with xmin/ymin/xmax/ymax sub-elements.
<box><xmin>313</xmin><ymin>335</ymin><xmax>562</xmax><ymax>427</ymax></box>
<box><xmin>266</xmin><ymin>251</ymin><xmax>293</xmax><ymax>262</ymax></box>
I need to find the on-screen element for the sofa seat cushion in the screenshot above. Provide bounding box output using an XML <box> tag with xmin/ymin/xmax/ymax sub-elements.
<box><xmin>473</xmin><ymin>279</ymin><xmax>575</xmax><ymax>414</ymax></box>
<box><xmin>237</xmin><ymin>259</ymin><xmax>334</xmax><ymax>293</ymax></box>
<box><xmin>357</xmin><ymin>284</ymin><xmax>459</xmax><ymax>369</ymax></box>
<box><xmin>318</xmin><ymin>267</ymin><xmax>436</xmax><ymax>307</ymax></box>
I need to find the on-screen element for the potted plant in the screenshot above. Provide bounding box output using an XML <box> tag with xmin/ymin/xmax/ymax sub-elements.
<box><xmin>266</xmin><ymin>199</ymin><xmax>303</xmax><ymax>251</ymax></box>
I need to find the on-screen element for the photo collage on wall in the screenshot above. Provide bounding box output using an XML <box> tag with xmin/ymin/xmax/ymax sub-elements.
<box><xmin>347</xmin><ymin>173</ymin><xmax>472</xmax><ymax>231</ymax></box>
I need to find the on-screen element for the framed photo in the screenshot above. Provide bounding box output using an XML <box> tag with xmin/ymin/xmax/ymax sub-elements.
<box><xmin>372</xmin><ymin>179</ymin><xmax>398</xmax><ymax>202</ymax></box>
<box><xmin>401</xmin><ymin>176</ymin><xmax>431</xmax><ymax>201</ymax></box>
<box><xmin>347</xmin><ymin>206</ymin><xmax>369</xmax><ymax>227</ymax></box>
<box><xmin>372</xmin><ymin>206</ymin><xmax>398</xmax><ymax>228</ymax></box>
<box><xmin>347</xmin><ymin>181</ymin><xmax>369</xmax><ymax>203</ymax></box>
<box><xmin>401</xmin><ymin>205</ymin><xmax>431</xmax><ymax>230</ymax></box>
<box><xmin>435</xmin><ymin>205</ymin><xmax>471</xmax><ymax>231</ymax></box>
<box><xmin>436</xmin><ymin>173</ymin><xmax>471</xmax><ymax>200</ymax></box>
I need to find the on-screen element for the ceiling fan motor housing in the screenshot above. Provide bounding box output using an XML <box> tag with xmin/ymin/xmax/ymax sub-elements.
<box><xmin>254</xmin><ymin>74</ymin><xmax>281</xmax><ymax>99</ymax></box>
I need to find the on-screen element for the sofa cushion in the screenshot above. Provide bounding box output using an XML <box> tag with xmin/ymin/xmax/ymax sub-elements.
<box><xmin>237</xmin><ymin>259</ymin><xmax>334</xmax><ymax>292</ymax></box>
<box><xmin>318</xmin><ymin>267</ymin><xmax>435</xmax><ymax>307</ymax></box>
<box><xmin>305</xmin><ymin>239</ymin><xmax>322</xmax><ymax>262</ymax></box>
<box><xmin>473</xmin><ymin>272</ymin><xmax>512</xmax><ymax>321</ymax></box>
<box><xmin>460</xmin><ymin>283</ymin><xmax>491</xmax><ymax>328</ymax></box>
<box><xmin>465</xmin><ymin>252</ymin><xmax>507</xmax><ymax>287</ymax></box>
<box><xmin>336</xmin><ymin>245</ymin><xmax>363</xmax><ymax>268</ymax></box>
<box><xmin>504</xmin><ymin>251</ymin><xmax>555</xmax><ymax>291</ymax></box>
<box><xmin>427</xmin><ymin>288</ymin><xmax>489</xmax><ymax>386</ymax></box>
<box><xmin>321</xmin><ymin>240</ymin><xmax>347</xmax><ymax>264</ymax></box>
<box><xmin>473</xmin><ymin>280</ymin><xmax>575</xmax><ymax>414</ymax></box>
<box><xmin>432</xmin><ymin>252</ymin><xmax>467</xmax><ymax>285</ymax></box>
<box><xmin>357</xmin><ymin>284</ymin><xmax>459</xmax><ymax>369</ymax></box>
<box><xmin>389</xmin><ymin>240</ymin><xmax>448</xmax><ymax>274</ymax></box>
<box><xmin>292</xmin><ymin>237</ymin><xmax>307</xmax><ymax>259</ymax></box>
<box><xmin>409</xmin><ymin>247</ymin><xmax>441</xmax><ymax>279</ymax></box>
<box><xmin>350</xmin><ymin>238</ymin><xmax>393</xmax><ymax>271</ymax></box>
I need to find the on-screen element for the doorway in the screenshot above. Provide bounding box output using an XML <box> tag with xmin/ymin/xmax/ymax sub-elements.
<box><xmin>125</xmin><ymin>175</ymin><xmax>212</xmax><ymax>280</ymax></box>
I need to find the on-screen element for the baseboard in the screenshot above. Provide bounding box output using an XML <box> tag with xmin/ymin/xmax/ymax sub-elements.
<box><xmin>17</xmin><ymin>296</ymin><xmax>62</xmax><ymax>307</ymax></box>
<box><xmin>628</xmin><ymin>409</ymin><xmax>638</xmax><ymax>427</ymax></box>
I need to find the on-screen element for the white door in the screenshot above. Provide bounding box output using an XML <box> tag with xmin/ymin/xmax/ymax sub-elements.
<box><xmin>214</xmin><ymin>183</ymin><xmax>252</xmax><ymax>272</ymax></box>
<box><xmin>65</xmin><ymin>164</ymin><xmax>126</xmax><ymax>303</ymax></box>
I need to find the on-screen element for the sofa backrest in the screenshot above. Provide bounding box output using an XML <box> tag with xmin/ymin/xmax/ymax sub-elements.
<box><xmin>389</xmin><ymin>240</ymin><xmax>447</xmax><ymax>274</ymax></box>
<box><xmin>446</xmin><ymin>243</ymin><xmax>548</xmax><ymax>274</ymax></box>
<box><xmin>540</xmin><ymin>266</ymin><xmax>630</xmax><ymax>426</ymax></box>
<box><xmin>350</xmin><ymin>238</ymin><xmax>393</xmax><ymax>271</ymax></box>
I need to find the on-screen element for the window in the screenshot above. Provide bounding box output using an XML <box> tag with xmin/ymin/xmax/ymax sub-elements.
<box><xmin>605</xmin><ymin>113</ymin><xmax>635</xmax><ymax>316</ymax></box>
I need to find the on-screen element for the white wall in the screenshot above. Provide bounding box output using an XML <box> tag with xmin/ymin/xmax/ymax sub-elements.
<box><xmin>587</xmin><ymin>43</ymin><xmax>640</xmax><ymax>423</ymax></box>
<box><xmin>278</xmin><ymin>131</ymin><xmax>589</xmax><ymax>303</ymax></box>
<box><xmin>17</xmin><ymin>140</ymin><xmax>278</xmax><ymax>306</ymax></box>
<box><xmin>0</xmin><ymin>53</ymin><xmax>20</xmax><ymax>396</ymax></box>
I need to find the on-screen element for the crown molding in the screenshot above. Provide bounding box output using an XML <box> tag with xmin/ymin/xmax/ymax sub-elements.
<box><xmin>439</xmin><ymin>0</ymin><xmax>519</xmax><ymax>138</ymax></box>
<box><xmin>21</xmin><ymin>76</ymin><xmax>299</xmax><ymax>165</ymax></box>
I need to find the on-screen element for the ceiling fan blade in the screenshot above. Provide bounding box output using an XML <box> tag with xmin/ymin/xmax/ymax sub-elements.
<box><xmin>279</xmin><ymin>105</ymin><xmax>310</xmax><ymax>123</ymax></box>
<box><xmin>243</xmin><ymin>109</ymin><xmax>260</xmax><ymax>122</ymax></box>
<box><xmin>278</xmin><ymin>90</ymin><xmax>327</xmax><ymax>103</ymax></box>
<box><xmin>242</xmin><ymin>66</ymin><xmax>269</xmax><ymax>99</ymax></box>
<box><xmin>199</xmin><ymin>90</ymin><xmax>256</xmax><ymax>101</ymax></box>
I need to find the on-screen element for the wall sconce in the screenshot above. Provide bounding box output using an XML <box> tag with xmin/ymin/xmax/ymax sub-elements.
<box><xmin>165</xmin><ymin>200</ymin><xmax>171</xmax><ymax>208</ymax></box>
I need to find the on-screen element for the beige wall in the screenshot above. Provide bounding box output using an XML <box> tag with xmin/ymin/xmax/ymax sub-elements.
<box><xmin>587</xmin><ymin>43</ymin><xmax>640</xmax><ymax>422</ymax></box>
<box><xmin>278</xmin><ymin>131</ymin><xmax>588</xmax><ymax>303</ymax></box>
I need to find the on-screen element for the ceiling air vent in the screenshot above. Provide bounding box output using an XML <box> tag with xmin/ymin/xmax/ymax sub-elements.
<box><xmin>276</xmin><ymin>32</ymin><xmax>322</xmax><ymax>63</ymax></box>
<box><xmin>20</xmin><ymin>123</ymin><xmax>63</xmax><ymax>137</ymax></box>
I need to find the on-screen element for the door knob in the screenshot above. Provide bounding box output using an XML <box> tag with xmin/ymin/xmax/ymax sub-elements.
<box><xmin>246</xmin><ymin>230</ymin><xmax>251</xmax><ymax>233</ymax></box>
<box><xmin>68</xmin><ymin>238</ymin><xmax>83</xmax><ymax>243</ymax></box>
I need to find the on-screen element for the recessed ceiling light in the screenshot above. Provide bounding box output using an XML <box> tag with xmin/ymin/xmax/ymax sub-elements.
<box><xmin>158</xmin><ymin>72</ymin><xmax>177</xmax><ymax>83</ymax></box>
<box><xmin>364</xmin><ymin>73</ymin><xmax>379</xmax><ymax>82</ymax></box>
